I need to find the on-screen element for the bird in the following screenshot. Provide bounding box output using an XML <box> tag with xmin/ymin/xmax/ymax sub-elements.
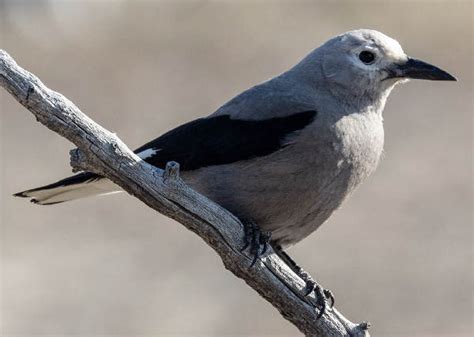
<box><xmin>14</xmin><ymin>29</ymin><xmax>455</xmax><ymax>316</ymax></box>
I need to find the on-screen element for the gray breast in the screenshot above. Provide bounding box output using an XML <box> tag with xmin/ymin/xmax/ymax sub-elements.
<box><xmin>183</xmin><ymin>111</ymin><xmax>384</xmax><ymax>247</ymax></box>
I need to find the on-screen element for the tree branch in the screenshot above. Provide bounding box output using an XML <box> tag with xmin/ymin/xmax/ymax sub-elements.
<box><xmin>0</xmin><ymin>50</ymin><xmax>370</xmax><ymax>337</ymax></box>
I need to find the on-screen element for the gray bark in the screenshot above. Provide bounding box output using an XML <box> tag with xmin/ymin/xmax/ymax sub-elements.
<box><xmin>0</xmin><ymin>49</ymin><xmax>370</xmax><ymax>337</ymax></box>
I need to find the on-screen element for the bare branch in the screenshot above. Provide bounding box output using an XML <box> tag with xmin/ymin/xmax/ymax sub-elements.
<box><xmin>0</xmin><ymin>50</ymin><xmax>370</xmax><ymax>337</ymax></box>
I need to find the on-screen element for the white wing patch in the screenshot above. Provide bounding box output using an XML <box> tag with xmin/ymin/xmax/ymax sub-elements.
<box><xmin>138</xmin><ymin>148</ymin><xmax>161</xmax><ymax>159</ymax></box>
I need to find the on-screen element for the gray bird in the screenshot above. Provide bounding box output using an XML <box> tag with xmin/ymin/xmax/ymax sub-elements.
<box><xmin>15</xmin><ymin>29</ymin><xmax>455</xmax><ymax>314</ymax></box>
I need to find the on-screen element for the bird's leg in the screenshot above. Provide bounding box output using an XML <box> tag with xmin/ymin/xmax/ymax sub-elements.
<box><xmin>273</xmin><ymin>245</ymin><xmax>334</xmax><ymax>319</ymax></box>
<box><xmin>240</xmin><ymin>220</ymin><xmax>272</xmax><ymax>267</ymax></box>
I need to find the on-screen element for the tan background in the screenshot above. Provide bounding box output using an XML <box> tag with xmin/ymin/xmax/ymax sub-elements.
<box><xmin>1</xmin><ymin>1</ymin><xmax>472</xmax><ymax>336</ymax></box>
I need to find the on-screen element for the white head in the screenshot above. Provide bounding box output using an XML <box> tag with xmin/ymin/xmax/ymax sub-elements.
<box><xmin>294</xmin><ymin>29</ymin><xmax>455</xmax><ymax>107</ymax></box>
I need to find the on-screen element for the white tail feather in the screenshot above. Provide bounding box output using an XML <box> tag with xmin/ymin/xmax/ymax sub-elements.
<box><xmin>18</xmin><ymin>179</ymin><xmax>121</xmax><ymax>205</ymax></box>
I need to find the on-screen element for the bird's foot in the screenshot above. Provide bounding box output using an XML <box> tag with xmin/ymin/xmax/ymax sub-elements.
<box><xmin>303</xmin><ymin>279</ymin><xmax>335</xmax><ymax>319</ymax></box>
<box><xmin>272</xmin><ymin>245</ymin><xmax>334</xmax><ymax>320</ymax></box>
<box><xmin>240</xmin><ymin>221</ymin><xmax>271</xmax><ymax>268</ymax></box>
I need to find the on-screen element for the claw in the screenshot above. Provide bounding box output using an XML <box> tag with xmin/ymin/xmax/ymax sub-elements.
<box><xmin>314</xmin><ymin>285</ymin><xmax>329</xmax><ymax>320</ymax></box>
<box><xmin>303</xmin><ymin>281</ymin><xmax>334</xmax><ymax>318</ymax></box>
<box><xmin>241</xmin><ymin>221</ymin><xmax>271</xmax><ymax>268</ymax></box>
<box><xmin>260</xmin><ymin>231</ymin><xmax>272</xmax><ymax>255</ymax></box>
<box><xmin>249</xmin><ymin>252</ymin><xmax>259</xmax><ymax>267</ymax></box>
<box><xmin>324</xmin><ymin>289</ymin><xmax>335</xmax><ymax>308</ymax></box>
<box><xmin>304</xmin><ymin>280</ymin><xmax>316</xmax><ymax>297</ymax></box>
<box><xmin>249</xmin><ymin>230</ymin><xmax>260</xmax><ymax>267</ymax></box>
<box><xmin>240</xmin><ymin>240</ymin><xmax>250</xmax><ymax>253</ymax></box>
<box><xmin>240</xmin><ymin>223</ymin><xmax>252</xmax><ymax>252</ymax></box>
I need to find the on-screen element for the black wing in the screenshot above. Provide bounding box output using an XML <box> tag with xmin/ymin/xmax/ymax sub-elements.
<box><xmin>14</xmin><ymin>110</ymin><xmax>317</xmax><ymax>199</ymax></box>
<box><xmin>134</xmin><ymin>110</ymin><xmax>317</xmax><ymax>171</ymax></box>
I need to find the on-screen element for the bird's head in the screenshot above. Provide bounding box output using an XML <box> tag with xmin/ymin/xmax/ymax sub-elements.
<box><xmin>305</xmin><ymin>29</ymin><xmax>456</xmax><ymax>105</ymax></box>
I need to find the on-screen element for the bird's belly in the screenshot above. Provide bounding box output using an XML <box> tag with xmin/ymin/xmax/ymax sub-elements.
<box><xmin>271</xmin><ymin>113</ymin><xmax>385</xmax><ymax>245</ymax></box>
<box><xmin>182</xmin><ymin>113</ymin><xmax>384</xmax><ymax>246</ymax></box>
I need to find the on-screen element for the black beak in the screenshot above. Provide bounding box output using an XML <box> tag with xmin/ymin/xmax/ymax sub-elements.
<box><xmin>388</xmin><ymin>58</ymin><xmax>456</xmax><ymax>81</ymax></box>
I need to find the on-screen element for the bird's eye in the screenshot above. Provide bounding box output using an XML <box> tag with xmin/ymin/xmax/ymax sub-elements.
<box><xmin>359</xmin><ymin>50</ymin><xmax>376</xmax><ymax>64</ymax></box>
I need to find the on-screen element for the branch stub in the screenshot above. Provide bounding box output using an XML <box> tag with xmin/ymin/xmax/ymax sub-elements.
<box><xmin>163</xmin><ymin>161</ymin><xmax>181</xmax><ymax>183</ymax></box>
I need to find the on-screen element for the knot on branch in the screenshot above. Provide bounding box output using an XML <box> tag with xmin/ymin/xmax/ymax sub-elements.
<box><xmin>109</xmin><ymin>139</ymin><xmax>121</xmax><ymax>153</ymax></box>
<box><xmin>353</xmin><ymin>321</ymin><xmax>371</xmax><ymax>336</ymax></box>
<box><xmin>163</xmin><ymin>161</ymin><xmax>180</xmax><ymax>183</ymax></box>
<box><xmin>69</xmin><ymin>148</ymin><xmax>89</xmax><ymax>172</ymax></box>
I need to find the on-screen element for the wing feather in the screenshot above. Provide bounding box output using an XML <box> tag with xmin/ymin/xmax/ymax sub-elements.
<box><xmin>135</xmin><ymin>111</ymin><xmax>317</xmax><ymax>171</ymax></box>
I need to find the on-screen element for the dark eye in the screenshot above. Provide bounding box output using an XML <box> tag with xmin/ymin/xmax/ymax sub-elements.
<box><xmin>359</xmin><ymin>50</ymin><xmax>376</xmax><ymax>64</ymax></box>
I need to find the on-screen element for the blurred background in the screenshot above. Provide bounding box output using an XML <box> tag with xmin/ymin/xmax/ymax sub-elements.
<box><xmin>0</xmin><ymin>1</ymin><xmax>472</xmax><ymax>336</ymax></box>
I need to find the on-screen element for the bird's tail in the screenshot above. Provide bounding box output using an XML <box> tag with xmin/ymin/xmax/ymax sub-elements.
<box><xmin>13</xmin><ymin>172</ymin><xmax>121</xmax><ymax>205</ymax></box>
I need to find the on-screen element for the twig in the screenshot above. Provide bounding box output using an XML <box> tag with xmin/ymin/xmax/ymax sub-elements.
<box><xmin>0</xmin><ymin>50</ymin><xmax>370</xmax><ymax>337</ymax></box>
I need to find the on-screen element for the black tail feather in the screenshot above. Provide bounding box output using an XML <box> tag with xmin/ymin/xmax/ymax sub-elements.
<box><xmin>13</xmin><ymin>172</ymin><xmax>101</xmax><ymax>197</ymax></box>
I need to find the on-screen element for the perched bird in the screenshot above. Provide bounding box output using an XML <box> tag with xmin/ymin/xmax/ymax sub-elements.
<box><xmin>14</xmin><ymin>29</ymin><xmax>455</xmax><ymax>314</ymax></box>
